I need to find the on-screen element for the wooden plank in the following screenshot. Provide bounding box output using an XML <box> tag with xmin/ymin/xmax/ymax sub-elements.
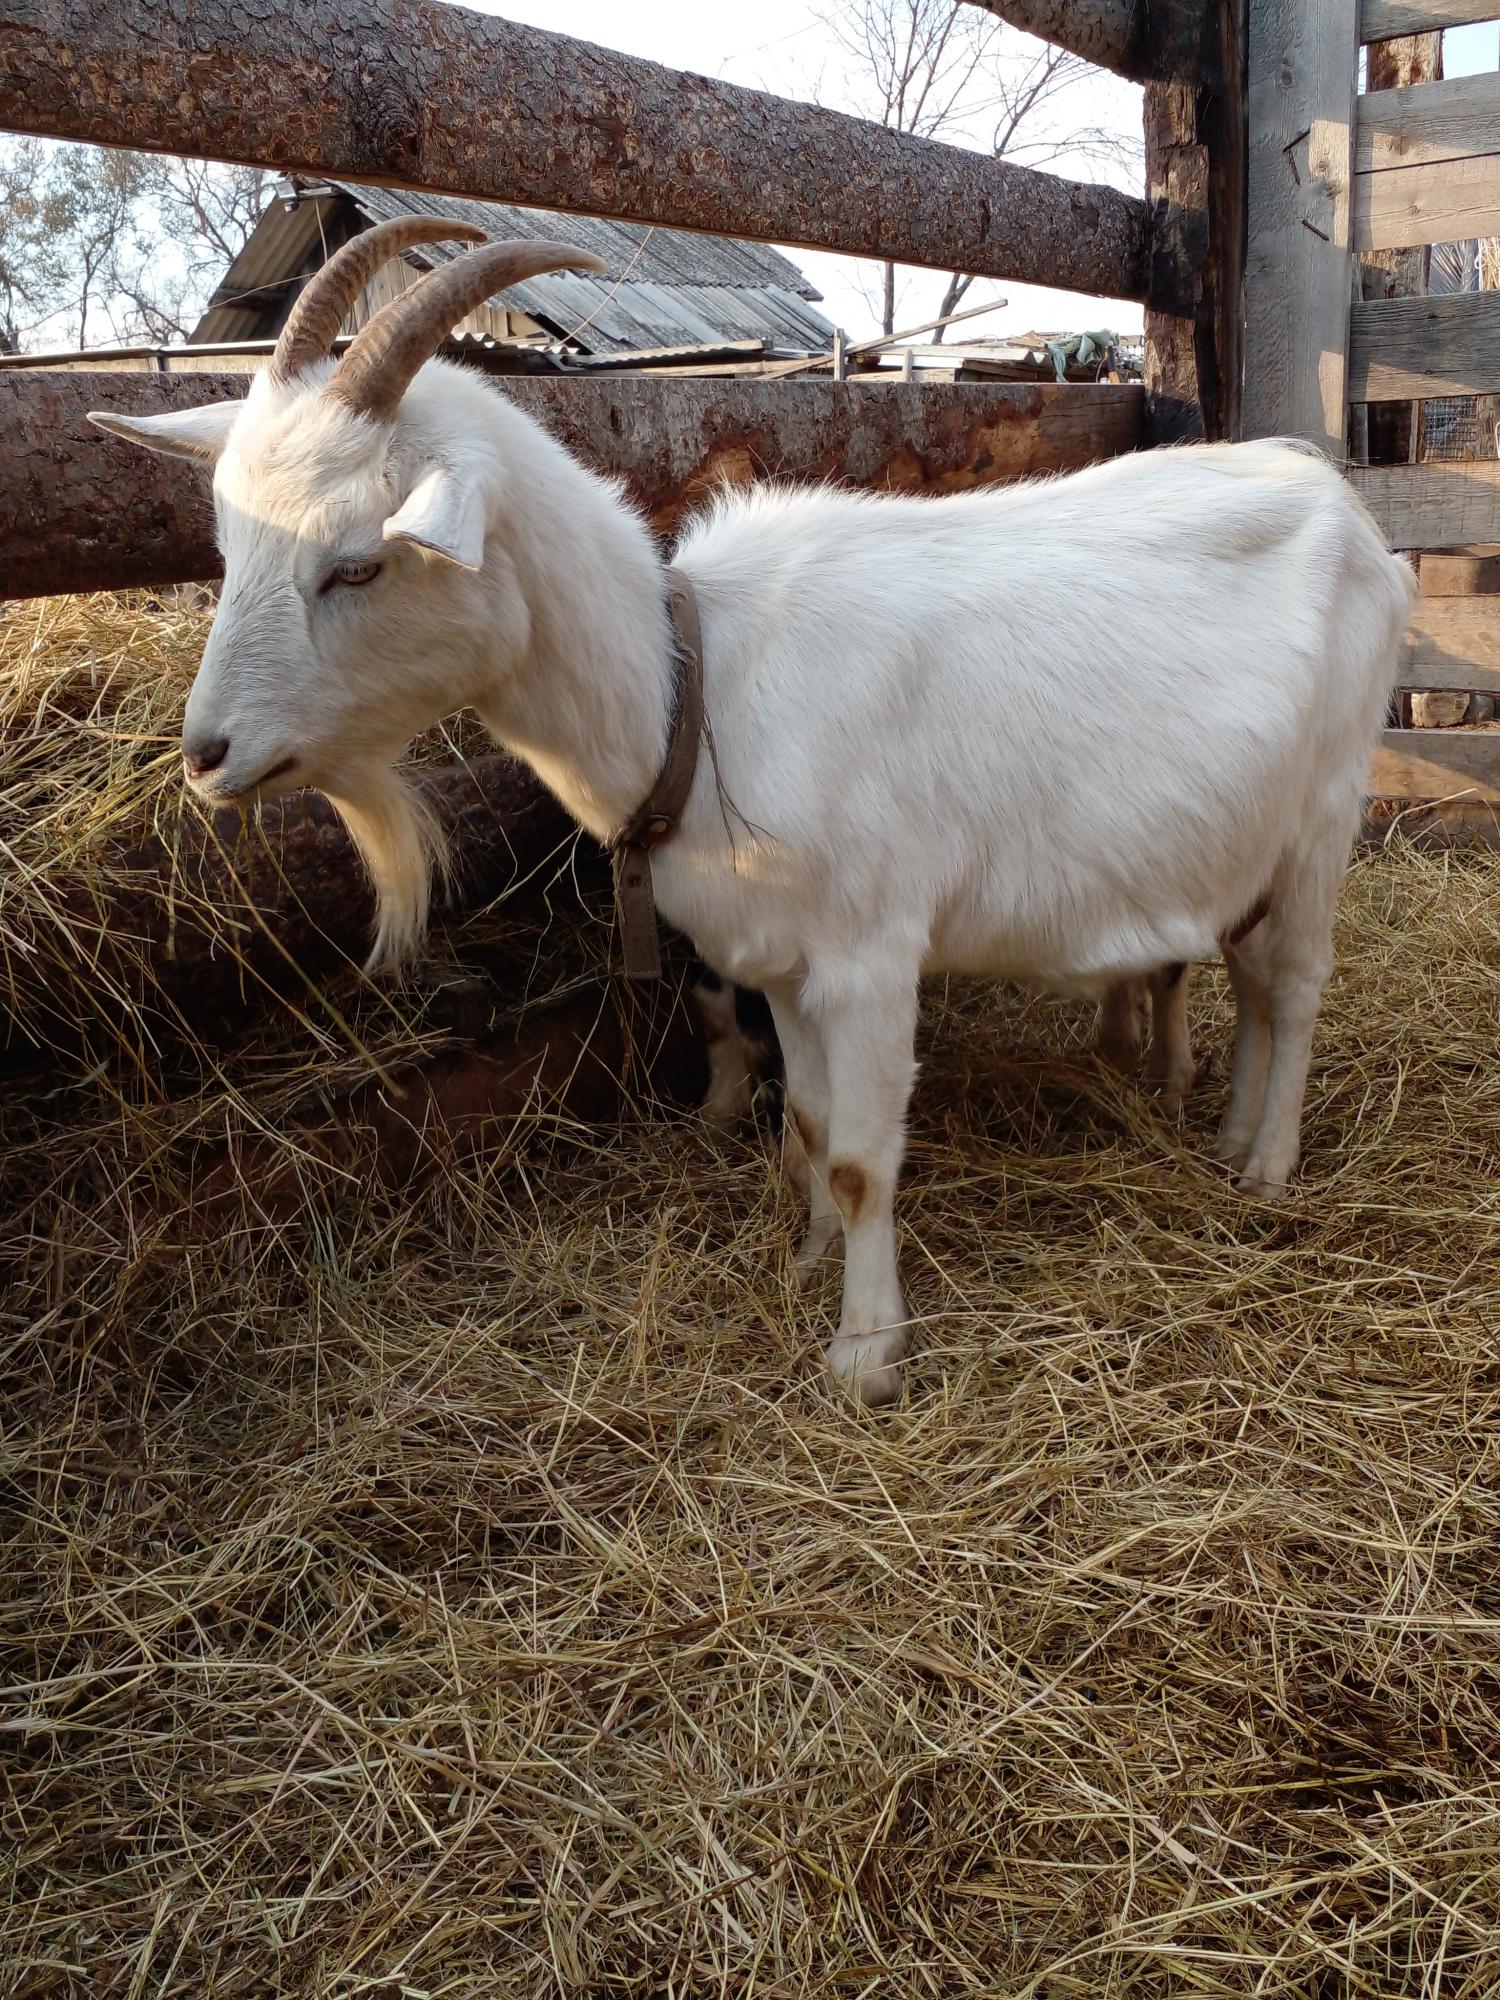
<box><xmin>1349</xmin><ymin>289</ymin><xmax>1500</xmax><ymax>401</ymax></box>
<box><xmin>1244</xmin><ymin>0</ymin><xmax>1360</xmax><ymax>456</ymax></box>
<box><xmin>1361</xmin><ymin>0</ymin><xmax>1500</xmax><ymax>39</ymax></box>
<box><xmin>1369</xmin><ymin>727</ymin><xmax>1500</xmax><ymax>800</ymax></box>
<box><xmin>1352</xmin><ymin>460</ymin><xmax>1500</xmax><ymax>547</ymax></box>
<box><xmin>1354</xmin><ymin>152</ymin><xmax>1500</xmax><ymax>250</ymax></box>
<box><xmin>1356</xmin><ymin>70</ymin><xmax>1500</xmax><ymax>172</ymax></box>
<box><xmin>1420</xmin><ymin>546</ymin><xmax>1500</xmax><ymax>591</ymax></box>
<box><xmin>1403</xmin><ymin>595</ymin><xmax>1500</xmax><ymax>672</ymax></box>
<box><xmin>1400</xmin><ymin>659</ymin><xmax>1500</xmax><ymax>689</ymax></box>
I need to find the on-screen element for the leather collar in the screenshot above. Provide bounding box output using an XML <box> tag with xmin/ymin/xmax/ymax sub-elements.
<box><xmin>609</xmin><ymin>567</ymin><xmax>704</xmax><ymax>979</ymax></box>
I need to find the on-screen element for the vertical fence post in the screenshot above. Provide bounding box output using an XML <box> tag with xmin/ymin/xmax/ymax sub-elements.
<box><xmin>1143</xmin><ymin>0</ymin><xmax>1247</xmax><ymax>445</ymax></box>
<box><xmin>1243</xmin><ymin>0</ymin><xmax>1360</xmax><ymax>456</ymax></box>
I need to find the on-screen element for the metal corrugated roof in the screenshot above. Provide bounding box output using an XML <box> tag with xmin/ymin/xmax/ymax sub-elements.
<box><xmin>194</xmin><ymin>182</ymin><xmax>835</xmax><ymax>356</ymax></box>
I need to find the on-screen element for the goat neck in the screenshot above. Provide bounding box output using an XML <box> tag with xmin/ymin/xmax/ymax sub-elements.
<box><xmin>476</xmin><ymin>401</ymin><xmax>678</xmax><ymax>846</ymax></box>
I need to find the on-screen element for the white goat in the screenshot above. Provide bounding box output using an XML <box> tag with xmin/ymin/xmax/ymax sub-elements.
<box><xmin>92</xmin><ymin>224</ymin><xmax>1416</xmax><ymax>1405</ymax></box>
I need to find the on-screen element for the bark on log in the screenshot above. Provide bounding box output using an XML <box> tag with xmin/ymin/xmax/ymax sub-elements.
<box><xmin>0</xmin><ymin>0</ymin><xmax>1151</xmax><ymax>303</ymax></box>
<box><xmin>3</xmin><ymin>752</ymin><xmax>600</xmax><ymax>1074</ymax></box>
<box><xmin>960</xmin><ymin>0</ymin><xmax>1164</xmax><ymax>82</ymax></box>
<box><xmin>1</xmin><ymin>373</ymin><xmax>1145</xmax><ymax>599</ymax></box>
<box><xmin>1143</xmin><ymin>0</ymin><xmax>1246</xmax><ymax>445</ymax></box>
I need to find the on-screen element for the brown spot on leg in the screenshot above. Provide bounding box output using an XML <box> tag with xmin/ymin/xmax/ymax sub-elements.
<box><xmin>828</xmin><ymin>1160</ymin><xmax>868</xmax><ymax>1224</ymax></box>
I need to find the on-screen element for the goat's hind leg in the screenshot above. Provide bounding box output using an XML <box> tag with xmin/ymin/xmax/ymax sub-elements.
<box><xmin>1146</xmin><ymin>963</ymin><xmax>1195</xmax><ymax>1107</ymax></box>
<box><xmin>763</xmin><ymin>983</ymin><xmax>841</xmax><ymax>1282</ymax></box>
<box><xmin>1209</xmin><ymin>934</ymin><xmax>1272</xmax><ymax>1175</ymax></box>
<box><xmin>1235</xmin><ymin>860</ymin><xmax>1340</xmax><ymax>1199</ymax></box>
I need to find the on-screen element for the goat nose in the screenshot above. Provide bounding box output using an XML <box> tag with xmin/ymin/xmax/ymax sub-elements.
<box><xmin>182</xmin><ymin>735</ymin><xmax>229</xmax><ymax>779</ymax></box>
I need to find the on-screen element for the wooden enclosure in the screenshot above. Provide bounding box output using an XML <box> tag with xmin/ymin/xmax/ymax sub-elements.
<box><xmin>1244</xmin><ymin>0</ymin><xmax>1500</xmax><ymax>821</ymax></box>
<box><xmin>0</xmin><ymin>0</ymin><xmax>1497</xmax><ymax>818</ymax></box>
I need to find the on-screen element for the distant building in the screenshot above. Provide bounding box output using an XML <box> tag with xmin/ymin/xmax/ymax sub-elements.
<box><xmin>189</xmin><ymin>177</ymin><xmax>837</xmax><ymax>371</ymax></box>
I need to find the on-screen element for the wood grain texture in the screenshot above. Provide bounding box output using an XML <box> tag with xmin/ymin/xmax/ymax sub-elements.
<box><xmin>1402</xmin><ymin>597</ymin><xmax>1500</xmax><ymax>680</ymax></box>
<box><xmin>1352</xmin><ymin>461</ymin><xmax>1500</xmax><ymax>548</ymax></box>
<box><xmin>0</xmin><ymin>0</ymin><xmax>1151</xmax><ymax>302</ymax></box>
<box><xmin>0</xmin><ymin>371</ymin><xmax>1145</xmax><ymax>599</ymax></box>
<box><xmin>1244</xmin><ymin>0</ymin><xmax>1359</xmax><ymax>455</ymax></box>
<box><xmin>1354</xmin><ymin>151</ymin><xmax>1500</xmax><ymax>249</ymax></box>
<box><xmin>1369</xmin><ymin>727</ymin><xmax>1500</xmax><ymax>800</ymax></box>
<box><xmin>1361</xmin><ymin>0</ymin><xmax>1500</xmax><ymax>39</ymax></box>
<box><xmin>1349</xmin><ymin>289</ymin><xmax>1500</xmax><ymax>401</ymax></box>
<box><xmin>1420</xmin><ymin>546</ymin><xmax>1500</xmax><ymax>591</ymax></box>
<box><xmin>1142</xmin><ymin>0</ymin><xmax>1246</xmax><ymax>445</ymax></box>
<box><xmin>1356</xmin><ymin>69</ymin><xmax>1500</xmax><ymax>171</ymax></box>
<box><xmin>959</xmin><ymin>0</ymin><xmax>1147</xmax><ymax>78</ymax></box>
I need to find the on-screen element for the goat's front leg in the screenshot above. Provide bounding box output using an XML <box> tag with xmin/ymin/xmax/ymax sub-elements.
<box><xmin>818</xmin><ymin>969</ymin><xmax>920</xmax><ymax>1407</ymax></box>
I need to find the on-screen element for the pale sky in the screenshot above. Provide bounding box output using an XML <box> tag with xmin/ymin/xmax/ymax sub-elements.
<box><xmin>476</xmin><ymin>0</ymin><xmax>1150</xmax><ymax>345</ymax></box>
<box><xmin>471</xmin><ymin>7</ymin><xmax>1500</xmax><ymax>349</ymax></box>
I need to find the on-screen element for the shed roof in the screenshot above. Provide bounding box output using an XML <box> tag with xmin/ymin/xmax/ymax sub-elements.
<box><xmin>193</xmin><ymin>182</ymin><xmax>836</xmax><ymax>358</ymax></box>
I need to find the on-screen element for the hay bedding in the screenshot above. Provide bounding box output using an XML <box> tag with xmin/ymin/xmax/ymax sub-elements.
<box><xmin>4</xmin><ymin>600</ymin><xmax>1500</xmax><ymax>1999</ymax></box>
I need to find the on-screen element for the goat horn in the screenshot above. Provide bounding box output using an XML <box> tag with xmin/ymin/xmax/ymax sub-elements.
<box><xmin>327</xmin><ymin>238</ymin><xmax>608</xmax><ymax>423</ymax></box>
<box><xmin>270</xmin><ymin>217</ymin><xmax>487</xmax><ymax>384</ymax></box>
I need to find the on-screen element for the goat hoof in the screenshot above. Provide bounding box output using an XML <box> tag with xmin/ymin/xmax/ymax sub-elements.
<box><xmin>1207</xmin><ymin>1134</ymin><xmax>1250</xmax><ymax>1172</ymax></box>
<box><xmin>1235</xmin><ymin>1167</ymin><xmax>1293</xmax><ymax>1203</ymax></box>
<box><xmin>826</xmin><ymin>1329</ymin><xmax>906</xmax><ymax>1407</ymax></box>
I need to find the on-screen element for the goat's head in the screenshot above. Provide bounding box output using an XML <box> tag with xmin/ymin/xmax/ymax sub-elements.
<box><xmin>89</xmin><ymin>221</ymin><xmax>605</xmax><ymax>965</ymax></box>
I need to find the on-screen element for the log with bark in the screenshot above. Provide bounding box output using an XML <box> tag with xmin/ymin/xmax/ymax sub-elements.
<box><xmin>0</xmin><ymin>0</ymin><xmax>1151</xmax><ymax>304</ymax></box>
<box><xmin>2</xmin><ymin>373</ymin><xmax>1145</xmax><ymax>599</ymax></box>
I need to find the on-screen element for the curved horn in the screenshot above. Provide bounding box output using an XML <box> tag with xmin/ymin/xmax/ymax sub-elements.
<box><xmin>270</xmin><ymin>217</ymin><xmax>487</xmax><ymax>384</ymax></box>
<box><xmin>327</xmin><ymin>238</ymin><xmax>608</xmax><ymax>423</ymax></box>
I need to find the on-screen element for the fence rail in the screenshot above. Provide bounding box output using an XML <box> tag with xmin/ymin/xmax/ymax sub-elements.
<box><xmin>0</xmin><ymin>0</ymin><xmax>1152</xmax><ymax>304</ymax></box>
<box><xmin>0</xmin><ymin>372</ymin><xmax>1144</xmax><ymax>600</ymax></box>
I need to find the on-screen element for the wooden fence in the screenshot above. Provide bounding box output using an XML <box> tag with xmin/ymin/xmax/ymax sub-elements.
<box><xmin>5</xmin><ymin>0</ymin><xmax>1497</xmax><ymax>821</ymax></box>
<box><xmin>0</xmin><ymin>0</ymin><xmax>1234</xmax><ymax>601</ymax></box>
<box><xmin>1246</xmin><ymin>0</ymin><xmax>1500</xmax><ymax>821</ymax></box>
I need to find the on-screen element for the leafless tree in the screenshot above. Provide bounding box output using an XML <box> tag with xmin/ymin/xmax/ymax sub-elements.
<box><xmin>0</xmin><ymin>140</ymin><xmax>271</xmax><ymax>350</ymax></box>
<box><xmin>817</xmin><ymin>0</ymin><xmax>1141</xmax><ymax>338</ymax></box>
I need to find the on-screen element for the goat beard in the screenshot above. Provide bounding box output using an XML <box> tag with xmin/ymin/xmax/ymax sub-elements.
<box><xmin>323</xmin><ymin>764</ymin><xmax>445</xmax><ymax>974</ymax></box>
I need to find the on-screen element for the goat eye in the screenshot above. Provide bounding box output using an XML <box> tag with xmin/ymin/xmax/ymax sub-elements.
<box><xmin>324</xmin><ymin>559</ymin><xmax>382</xmax><ymax>593</ymax></box>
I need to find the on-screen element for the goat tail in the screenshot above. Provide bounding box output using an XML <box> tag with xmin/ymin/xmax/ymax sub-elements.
<box><xmin>325</xmin><ymin>764</ymin><xmax>445</xmax><ymax>974</ymax></box>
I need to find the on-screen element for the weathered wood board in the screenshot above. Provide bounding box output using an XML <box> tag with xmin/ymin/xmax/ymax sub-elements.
<box><xmin>1244</xmin><ymin>0</ymin><xmax>1360</xmax><ymax>455</ymax></box>
<box><xmin>1349</xmin><ymin>290</ymin><xmax>1500</xmax><ymax>401</ymax></box>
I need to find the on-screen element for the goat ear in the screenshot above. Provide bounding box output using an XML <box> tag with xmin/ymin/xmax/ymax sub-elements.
<box><xmin>382</xmin><ymin>466</ymin><xmax>485</xmax><ymax>571</ymax></box>
<box><xmin>87</xmin><ymin>401</ymin><xmax>244</xmax><ymax>464</ymax></box>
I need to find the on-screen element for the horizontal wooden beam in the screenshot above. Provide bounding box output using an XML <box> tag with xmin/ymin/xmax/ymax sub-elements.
<box><xmin>1349</xmin><ymin>288</ymin><xmax>1500</xmax><ymax>400</ymax></box>
<box><xmin>959</xmin><ymin>0</ymin><xmax>1150</xmax><ymax>80</ymax></box>
<box><xmin>0</xmin><ymin>0</ymin><xmax>1151</xmax><ymax>303</ymax></box>
<box><xmin>1354</xmin><ymin>152</ymin><xmax>1500</xmax><ymax>250</ymax></box>
<box><xmin>1361</xmin><ymin>1</ymin><xmax>1500</xmax><ymax>39</ymax></box>
<box><xmin>1400</xmin><ymin>597</ymin><xmax>1500</xmax><ymax>686</ymax></box>
<box><xmin>1353</xmin><ymin>460</ymin><xmax>1500</xmax><ymax>548</ymax></box>
<box><xmin>1370</xmin><ymin>726</ymin><xmax>1500</xmax><ymax>800</ymax></box>
<box><xmin>1356</xmin><ymin>69</ymin><xmax>1500</xmax><ymax>172</ymax></box>
<box><xmin>0</xmin><ymin>371</ymin><xmax>1144</xmax><ymax>600</ymax></box>
<box><xmin>1420</xmin><ymin>546</ymin><xmax>1500</xmax><ymax>591</ymax></box>
<box><xmin>1399</xmin><ymin>659</ymin><xmax>1500</xmax><ymax>690</ymax></box>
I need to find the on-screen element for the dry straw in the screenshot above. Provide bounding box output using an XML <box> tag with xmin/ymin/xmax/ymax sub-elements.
<box><xmin>5</xmin><ymin>596</ymin><xmax>1500</xmax><ymax>1997</ymax></box>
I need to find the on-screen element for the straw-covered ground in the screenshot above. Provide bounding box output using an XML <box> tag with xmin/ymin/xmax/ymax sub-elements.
<box><xmin>5</xmin><ymin>596</ymin><xmax>1500</xmax><ymax>1998</ymax></box>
